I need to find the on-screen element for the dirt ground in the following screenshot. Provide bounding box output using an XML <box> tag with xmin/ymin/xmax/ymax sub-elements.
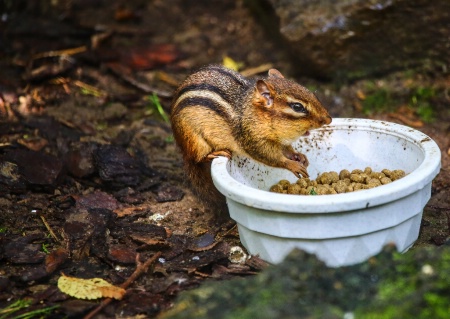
<box><xmin>0</xmin><ymin>1</ymin><xmax>449</xmax><ymax>318</ymax></box>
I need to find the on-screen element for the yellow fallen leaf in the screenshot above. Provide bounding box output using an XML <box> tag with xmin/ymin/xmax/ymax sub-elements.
<box><xmin>57</xmin><ymin>273</ymin><xmax>125</xmax><ymax>300</ymax></box>
<box><xmin>222</xmin><ymin>56</ymin><xmax>244</xmax><ymax>71</ymax></box>
<box><xmin>356</xmin><ymin>89</ymin><xmax>366</xmax><ymax>100</ymax></box>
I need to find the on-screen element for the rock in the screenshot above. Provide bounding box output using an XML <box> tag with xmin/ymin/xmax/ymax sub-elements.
<box><xmin>108</xmin><ymin>244</ymin><xmax>137</xmax><ymax>264</ymax></box>
<box><xmin>75</xmin><ymin>190</ymin><xmax>120</xmax><ymax>211</ymax></box>
<box><xmin>65</xmin><ymin>142</ymin><xmax>98</xmax><ymax>178</ymax></box>
<box><xmin>152</xmin><ymin>183</ymin><xmax>184</xmax><ymax>203</ymax></box>
<box><xmin>1</xmin><ymin>149</ymin><xmax>64</xmax><ymax>188</ymax></box>
<box><xmin>0</xmin><ymin>160</ymin><xmax>26</xmax><ymax>193</ymax></box>
<box><xmin>263</xmin><ymin>0</ymin><xmax>450</xmax><ymax>80</ymax></box>
<box><xmin>63</xmin><ymin>208</ymin><xmax>114</xmax><ymax>260</ymax></box>
<box><xmin>160</xmin><ymin>244</ymin><xmax>450</xmax><ymax>318</ymax></box>
<box><xmin>94</xmin><ymin>145</ymin><xmax>141</xmax><ymax>187</ymax></box>
<box><xmin>4</xmin><ymin>234</ymin><xmax>47</xmax><ymax>264</ymax></box>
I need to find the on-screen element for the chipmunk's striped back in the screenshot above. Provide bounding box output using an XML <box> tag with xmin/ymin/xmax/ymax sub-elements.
<box><xmin>171</xmin><ymin>65</ymin><xmax>251</xmax><ymax>122</ymax></box>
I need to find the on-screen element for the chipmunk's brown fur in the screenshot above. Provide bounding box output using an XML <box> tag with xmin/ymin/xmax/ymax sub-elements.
<box><xmin>171</xmin><ymin>65</ymin><xmax>331</xmax><ymax>215</ymax></box>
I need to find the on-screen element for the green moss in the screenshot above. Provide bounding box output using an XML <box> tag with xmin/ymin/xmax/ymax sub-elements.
<box><xmin>410</xmin><ymin>87</ymin><xmax>436</xmax><ymax>122</ymax></box>
<box><xmin>161</xmin><ymin>246</ymin><xmax>450</xmax><ymax>319</ymax></box>
<box><xmin>355</xmin><ymin>249</ymin><xmax>450</xmax><ymax>318</ymax></box>
<box><xmin>362</xmin><ymin>88</ymin><xmax>392</xmax><ymax>115</ymax></box>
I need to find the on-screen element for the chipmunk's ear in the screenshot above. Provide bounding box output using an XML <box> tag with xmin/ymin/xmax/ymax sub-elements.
<box><xmin>268</xmin><ymin>69</ymin><xmax>284</xmax><ymax>79</ymax></box>
<box><xmin>256</xmin><ymin>80</ymin><xmax>274</xmax><ymax>107</ymax></box>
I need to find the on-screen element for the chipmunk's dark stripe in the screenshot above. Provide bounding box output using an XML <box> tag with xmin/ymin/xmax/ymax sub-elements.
<box><xmin>177</xmin><ymin>84</ymin><xmax>230</xmax><ymax>103</ymax></box>
<box><xmin>276</xmin><ymin>110</ymin><xmax>309</xmax><ymax>121</ymax></box>
<box><xmin>205</xmin><ymin>65</ymin><xmax>249</xmax><ymax>87</ymax></box>
<box><xmin>173</xmin><ymin>97</ymin><xmax>232</xmax><ymax>121</ymax></box>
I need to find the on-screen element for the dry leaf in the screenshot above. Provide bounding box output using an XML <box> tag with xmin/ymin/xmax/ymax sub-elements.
<box><xmin>356</xmin><ymin>89</ymin><xmax>366</xmax><ymax>100</ymax></box>
<box><xmin>17</xmin><ymin>137</ymin><xmax>48</xmax><ymax>152</ymax></box>
<box><xmin>130</xmin><ymin>234</ymin><xmax>169</xmax><ymax>247</ymax></box>
<box><xmin>45</xmin><ymin>248</ymin><xmax>69</xmax><ymax>273</ymax></box>
<box><xmin>57</xmin><ymin>273</ymin><xmax>125</xmax><ymax>300</ymax></box>
<box><xmin>222</xmin><ymin>56</ymin><xmax>244</xmax><ymax>71</ymax></box>
<box><xmin>388</xmin><ymin>105</ymin><xmax>424</xmax><ymax>128</ymax></box>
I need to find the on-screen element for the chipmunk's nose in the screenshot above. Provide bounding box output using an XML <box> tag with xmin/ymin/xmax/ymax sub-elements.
<box><xmin>320</xmin><ymin>115</ymin><xmax>332</xmax><ymax>125</ymax></box>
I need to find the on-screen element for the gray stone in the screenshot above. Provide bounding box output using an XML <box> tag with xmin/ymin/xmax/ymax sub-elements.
<box><xmin>264</xmin><ymin>0</ymin><xmax>450</xmax><ymax>80</ymax></box>
<box><xmin>161</xmin><ymin>244</ymin><xmax>450</xmax><ymax>319</ymax></box>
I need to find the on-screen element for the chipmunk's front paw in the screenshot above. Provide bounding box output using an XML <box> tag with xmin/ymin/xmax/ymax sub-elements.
<box><xmin>206</xmin><ymin>150</ymin><xmax>232</xmax><ymax>161</ymax></box>
<box><xmin>289</xmin><ymin>152</ymin><xmax>309</xmax><ymax>167</ymax></box>
<box><xmin>285</xmin><ymin>160</ymin><xmax>309</xmax><ymax>178</ymax></box>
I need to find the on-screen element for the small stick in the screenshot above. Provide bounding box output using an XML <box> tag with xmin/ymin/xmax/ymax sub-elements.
<box><xmin>83</xmin><ymin>251</ymin><xmax>162</xmax><ymax>319</ymax></box>
<box><xmin>73</xmin><ymin>80</ymin><xmax>107</xmax><ymax>98</ymax></box>
<box><xmin>40</xmin><ymin>215</ymin><xmax>61</xmax><ymax>243</ymax></box>
<box><xmin>240</xmin><ymin>63</ymin><xmax>274</xmax><ymax>77</ymax></box>
<box><xmin>32</xmin><ymin>46</ymin><xmax>87</xmax><ymax>60</ymax></box>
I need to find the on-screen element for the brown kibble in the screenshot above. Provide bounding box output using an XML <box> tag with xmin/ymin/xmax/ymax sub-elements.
<box><xmin>296</xmin><ymin>178</ymin><xmax>309</xmax><ymax>188</ymax></box>
<box><xmin>270</xmin><ymin>184</ymin><xmax>284</xmax><ymax>193</ymax></box>
<box><xmin>369</xmin><ymin>178</ymin><xmax>382</xmax><ymax>185</ymax></box>
<box><xmin>279</xmin><ymin>180</ymin><xmax>291</xmax><ymax>190</ymax></box>
<box><xmin>270</xmin><ymin>167</ymin><xmax>405</xmax><ymax>196</ymax></box>
<box><xmin>371</xmin><ymin>172</ymin><xmax>386</xmax><ymax>179</ymax></box>
<box><xmin>339</xmin><ymin>169</ymin><xmax>350</xmax><ymax>180</ymax></box>
<box><xmin>361</xmin><ymin>174</ymin><xmax>370</xmax><ymax>183</ymax></box>
<box><xmin>334</xmin><ymin>180</ymin><xmax>347</xmax><ymax>194</ymax></box>
<box><xmin>329</xmin><ymin>171</ymin><xmax>339</xmax><ymax>183</ymax></box>
<box><xmin>315</xmin><ymin>185</ymin><xmax>330</xmax><ymax>195</ymax></box>
<box><xmin>367</xmin><ymin>178</ymin><xmax>382</xmax><ymax>188</ymax></box>
<box><xmin>391</xmin><ymin>170</ymin><xmax>406</xmax><ymax>181</ymax></box>
<box><xmin>299</xmin><ymin>188</ymin><xmax>309</xmax><ymax>195</ymax></box>
<box><xmin>287</xmin><ymin>183</ymin><xmax>302</xmax><ymax>194</ymax></box>
<box><xmin>350</xmin><ymin>174</ymin><xmax>365</xmax><ymax>183</ymax></box>
<box><xmin>317</xmin><ymin>172</ymin><xmax>332</xmax><ymax>185</ymax></box>
<box><xmin>382</xmin><ymin>169</ymin><xmax>392</xmax><ymax>177</ymax></box>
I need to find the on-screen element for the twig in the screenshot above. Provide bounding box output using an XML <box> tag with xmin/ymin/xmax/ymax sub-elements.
<box><xmin>73</xmin><ymin>80</ymin><xmax>107</xmax><ymax>98</ymax></box>
<box><xmin>40</xmin><ymin>215</ymin><xmax>61</xmax><ymax>243</ymax></box>
<box><xmin>32</xmin><ymin>46</ymin><xmax>87</xmax><ymax>60</ymax></box>
<box><xmin>240</xmin><ymin>63</ymin><xmax>274</xmax><ymax>77</ymax></box>
<box><xmin>106</xmin><ymin>63</ymin><xmax>172</xmax><ymax>97</ymax></box>
<box><xmin>83</xmin><ymin>251</ymin><xmax>162</xmax><ymax>319</ymax></box>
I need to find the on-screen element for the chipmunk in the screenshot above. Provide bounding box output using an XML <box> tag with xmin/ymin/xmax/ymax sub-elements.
<box><xmin>170</xmin><ymin>65</ymin><xmax>331</xmax><ymax>215</ymax></box>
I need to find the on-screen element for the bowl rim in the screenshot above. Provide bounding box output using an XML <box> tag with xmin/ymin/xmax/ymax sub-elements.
<box><xmin>211</xmin><ymin>118</ymin><xmax>441</xmax><ymax>213</ymax></box>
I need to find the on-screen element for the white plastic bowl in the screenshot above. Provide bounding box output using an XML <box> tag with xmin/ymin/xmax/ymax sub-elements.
<box><xmin>211</xmin><ymin>118</ymin><xmax>441</xmax><ymax>267</ymax></box>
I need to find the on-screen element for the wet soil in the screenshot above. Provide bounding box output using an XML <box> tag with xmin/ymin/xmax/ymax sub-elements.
<box><xmin>0</xmin><ymin>1</ymin><xmax>449</xmax><ymax>318</ymax></box>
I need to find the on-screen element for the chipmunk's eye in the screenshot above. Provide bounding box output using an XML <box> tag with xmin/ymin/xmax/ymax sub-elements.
<box><xmin>289</xmin><ymin>102</ymin><xmax>308</xmax><ymax>114</ymax></box>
